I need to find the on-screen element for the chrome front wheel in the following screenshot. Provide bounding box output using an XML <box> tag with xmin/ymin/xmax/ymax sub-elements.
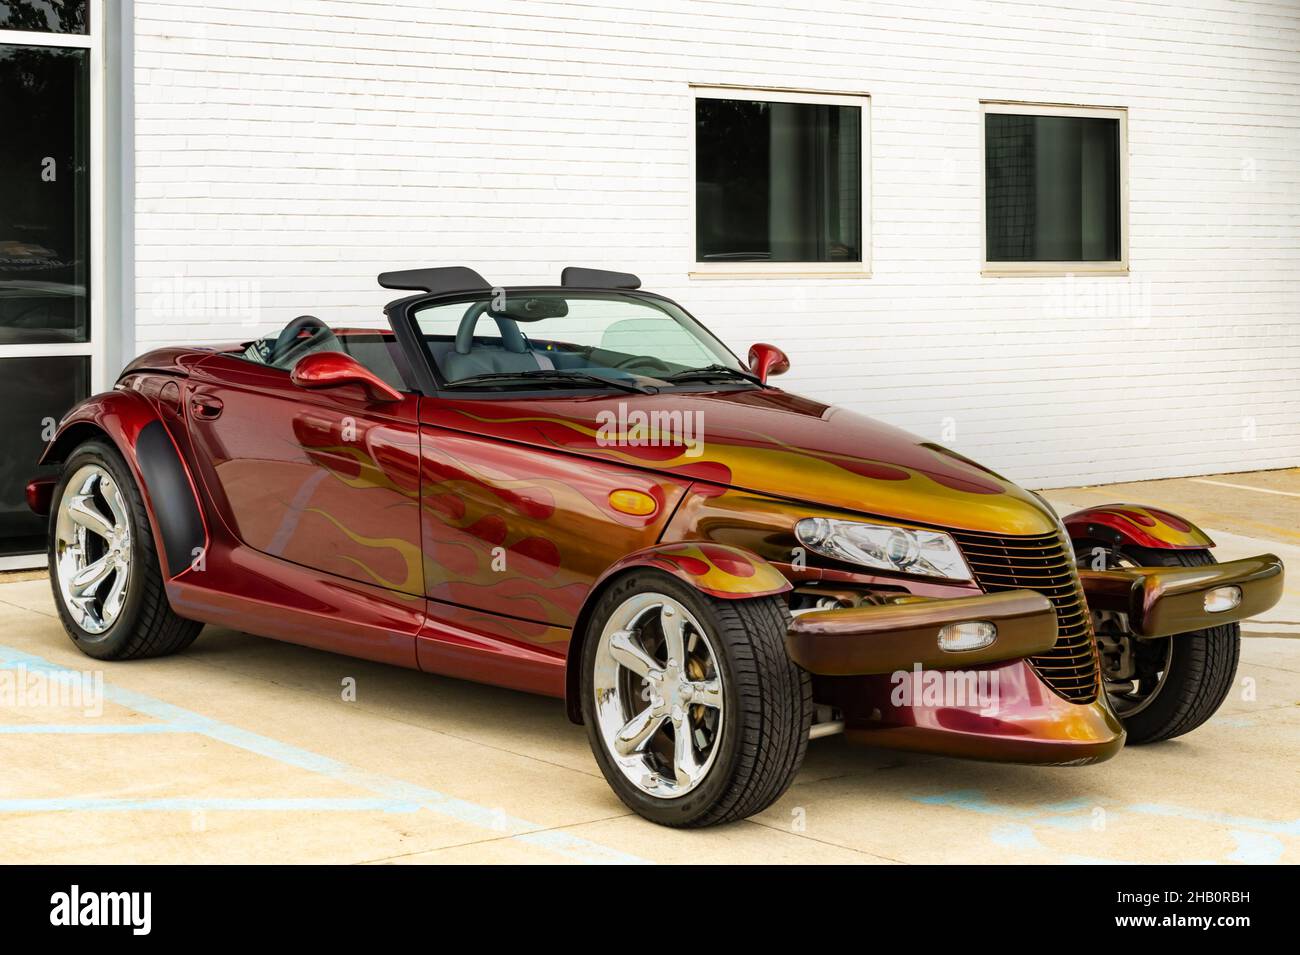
<box><xmin>591</xmin><ymin>591</ymin><xmax>724</xmax><ymax>799</ymax></box>
<box><xmin>53</xmin><ymin>463</ymin><xmax>133</xmax><ymax>634</ymax></box>
<box><xmin>581</xmin><ymin>570</ymin><xmax>811</xmax><ymax>827</ymax></box>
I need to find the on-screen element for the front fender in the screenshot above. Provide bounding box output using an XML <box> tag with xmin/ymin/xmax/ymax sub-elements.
<box><xmin>593</xmin><ymin>541</ymin><xmax>792</xmax><ymax>600</ymax></box>
<box><xmin>564</xmin><ymin>541</ymin><xmax>791</xmax><ymax>723</ymax></box>
<box><xmin>1063</xmin><ymin>503</ymin><xmax>1214</xmax><ymax>551</ymax></box>
<box><xmin>36</xmin><ymin>388</ymin><xmax>207</xmax><ymax>579</ymax></box>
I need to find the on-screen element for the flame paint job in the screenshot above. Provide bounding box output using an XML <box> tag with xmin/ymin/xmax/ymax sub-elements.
<box><xmin>186</xmin><ymin>355</ymin><xmax>426</xmax><ymax>596</ymax></box>
<box><xmin>594</xmin><ymin>541</ymin><xmax>792</xmax><ymax>600</ymax></box>
<box><xmin>1063</xmin><ymin>503</ymin><xmax>1215</xmax><ymax>550</ymax></box>
<box><xmin>419</xmin><ymin>391</ymin><xmax>1062</xmax><ymax>536</ymax></box>
<box><xmin>35</xmin><ymin>337</ymin><xmax>1233</xmax><ymax>763</ymax></box>
<box><xmin>416</xmin><ymin>420</ymin><xmax>688</xmax><ymax>629</ymax></box>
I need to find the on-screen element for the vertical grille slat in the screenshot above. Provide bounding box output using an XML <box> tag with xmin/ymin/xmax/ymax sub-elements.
<box><xmin>952</xmin><ymin>529</ymin><xmax>1099</xmax><ymax>704</ymax></box>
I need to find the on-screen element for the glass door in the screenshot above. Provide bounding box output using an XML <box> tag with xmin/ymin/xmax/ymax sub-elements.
<box><xmin>0</xmin><ymin>1</ymin><xmax>100</xmax><ymax>566</ymax></box>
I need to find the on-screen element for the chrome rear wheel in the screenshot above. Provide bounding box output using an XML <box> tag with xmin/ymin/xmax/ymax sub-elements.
<box><xmin>53</xmin><ymin>463</ymin><xmax>133</xmax><ymax>635</ymax></box>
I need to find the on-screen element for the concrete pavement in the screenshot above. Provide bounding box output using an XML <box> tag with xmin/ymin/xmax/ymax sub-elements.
<box><xmin>1</xmin><ymin>469</ymin><xmax>1296</xmax><ymax>864</ymax></box>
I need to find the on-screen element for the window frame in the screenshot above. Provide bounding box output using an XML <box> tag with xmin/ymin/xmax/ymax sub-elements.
<box><xmin>980</xmin><ymin>100</ymin><xmax>1129</xmax><ymax>277</ymax></box>
<box><xmin>0</xmin><ymin>3</ymin><xmax>105</xmax><ymax>569</ymax></box>
<box><xmin>689</xmin><ymin>84</ymin><xmax>871</xmax><ymax>279</ymax></box>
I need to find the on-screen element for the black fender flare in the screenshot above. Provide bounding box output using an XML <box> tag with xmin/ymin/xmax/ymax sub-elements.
<box><xmin>38</xmin><ymin>389</ymin><xmax>207</xmax><ymax>578</ymax></box>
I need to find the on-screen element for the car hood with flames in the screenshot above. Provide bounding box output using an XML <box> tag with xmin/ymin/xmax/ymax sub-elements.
<box><xmin>421</xmin><ymin>387</ymin><xmax>1060</xmax><ymax>538</ymax></box>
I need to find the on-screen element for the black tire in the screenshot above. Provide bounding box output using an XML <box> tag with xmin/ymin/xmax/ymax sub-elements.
<box><xmin>580</xmin><ymin>570</ymin><xmax>811</xmax><ymax>827</ymax></box>
<box><xmin>1107</xmin><ymin>546</ymin><xmax>1240</xmax><ymax>744</ymax></box>
<box><xmin>48</xmin><ymin>439</ymin><xmax>203</xmax><ymax>660</ymax></box>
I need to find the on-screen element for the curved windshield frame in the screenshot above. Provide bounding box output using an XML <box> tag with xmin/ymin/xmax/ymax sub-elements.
<box><xmin>408</xmin><ymin>289</ymin><xmax>752</xmax><ymax>392</ymax></box>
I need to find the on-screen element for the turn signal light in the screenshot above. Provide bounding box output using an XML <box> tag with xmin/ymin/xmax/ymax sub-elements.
<box><xmin>609</xmin><ymin>489</ymin><xmax>657</xmax><ymax>517</ymax></box>
<box><xmin>1204</xmin><ymin>585</ymin><xmax>1241</xmax><ymax>613</ymax></box>
<box><xmin>937</xmin><ymin>621</ymin><xmax>997</xmax><ymax>652</ymax></box>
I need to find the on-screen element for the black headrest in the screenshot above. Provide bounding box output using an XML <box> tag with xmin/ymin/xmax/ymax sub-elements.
<box><xmin>560</xmin><ymin>266</ymin><xmax>641</xmax><ymax>290</ymax></box>
<box><xmin>378</xmin><ymin>267</ymin><xmax>490</xmax><ymax>295</ymax></box>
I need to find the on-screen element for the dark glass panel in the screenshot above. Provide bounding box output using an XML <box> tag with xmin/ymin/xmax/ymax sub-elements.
<box><xmin>985</xmin><ymin>113</ymin><xmax>1121</xmax><ymax>262</ymax></box>
<box><xmin>696</xmin><ymin>98</ymin><xmax>861</xmax><ymax>263</ymax></box>
<box><xmin>0</xmin><ymin>1</ymin><xmax>88</xmax><ymax>34</ymax></box>
<box><xmin>0</xmin><ymin>355</ymin><xmax>88</xmax><ymax>556</ymax></box>
<box><xmin>0</xmin><ymin>44</ymin><xmax>90</xmax><ymax>344</ymax></box>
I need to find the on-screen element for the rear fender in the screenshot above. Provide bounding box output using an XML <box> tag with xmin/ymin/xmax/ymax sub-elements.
<box><xmin>1063</xmin><ymin>503</ymin><xmax>1213</xmax><ymax>554</ymax></box>
<box><xmin>37</xmin><ymin>389</ymin><xmax>207</xmax><ymax>579</ymax></box>
<box><xmin>564</xmin><ymin>541</ymin><xmax>791</xmax><ymax>722</ymax></box>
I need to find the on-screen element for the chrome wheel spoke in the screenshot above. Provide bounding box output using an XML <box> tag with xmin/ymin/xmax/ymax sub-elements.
<box><xmin>67</xmin><ymin>493</ymin><xmax>115</xmax><ymax>542</ymax></box>
<box><xmin>100</xmin><ymin>479</ymin><xmax>130</xmax><ymax>541</ymax></box>
<box><xmin>660</xmin><ymin>605</ymin><xmax>686</xmax><ymax>665</ymax></box>
<box><xmin>608</xmin><ymin>628</ymin><xmax>658</xmax><ymax>680</ymax></box>
<box><xmin>671</xmin><ymin>713</ymin><xmax>702</xmax><ymax>787</ymax></box>
<box><xmin>69</xmin><ymin>556</ymin><xmax>113</xmax><ymax>597</ymax></box>
<box><xmin>102</xmin><ymin>569</ymin><xmax>128</xmax><ymax>621</ymax></box>
<box><xmin>614</xmin><ymin>706</ymin><xmax>667</xmax><ymax>756</ymax></box>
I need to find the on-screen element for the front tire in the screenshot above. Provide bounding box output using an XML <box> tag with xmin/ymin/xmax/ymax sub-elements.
<box><xmin>580</xmin><ymin>570</ymin><xmax>811</xmax><ymax>827</ymax></box>
<box><xmin>49</xmin><ymin>439</ymin><xmax>203</xmax><ymax>660</ymax></box>
<box><xmin>1091</xmin><ymin>545</ymin><xmax>1239</xmax><ymax>744</ymax></box>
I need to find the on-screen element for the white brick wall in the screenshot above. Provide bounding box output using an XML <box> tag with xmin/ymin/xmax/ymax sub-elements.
<box><xmin>131</xmin><ymin>0</ymin><xmax>1300</xmax><ymax>488</ymax></box>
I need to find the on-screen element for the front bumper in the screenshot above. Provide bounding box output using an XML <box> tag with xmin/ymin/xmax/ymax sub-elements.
<box><xmin>786</xmin><ymin>588</ymin><xmax>1059</xmax><ymax>676</ymax></box>
<box><xmin>789</xmin><ymin>588</ymin><xmax>1124</xmax><ymax>765</ymax></box>
<box><xmin>1078</xmin><ymin>553</ymin><xmax>1284</xmax><ymax>638</ymax></box>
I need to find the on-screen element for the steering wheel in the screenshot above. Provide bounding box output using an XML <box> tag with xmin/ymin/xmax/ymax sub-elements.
<box><xmin>271</xmin><ymin>315</ymin><xmax>333</xmax><ymax>367</ymax></box>
<box><xmin>611</xmin><ymin>354</ymin><xmax>675</xmax><ymax>373</ymax></box>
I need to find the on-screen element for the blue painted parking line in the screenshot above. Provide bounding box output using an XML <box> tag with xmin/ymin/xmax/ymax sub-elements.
<box><xmin>916</xmin><ymin>788</ymin><xmax>1298</xmax><ymax>864</ymax></box>
<box><xmin>0</xmin><ymin>723</ymin><xmax>185</xmax><ymax>734</ymax></box>
<box><xmin>0</xmin><ymin>644</ymin><xmax>649</xmax><ymax>865</ymax></box>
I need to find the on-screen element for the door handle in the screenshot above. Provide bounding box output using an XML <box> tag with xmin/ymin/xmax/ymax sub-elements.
<box><xmin>189</xmin><ymin>395</ymin><xmax>224</xmax><ymax>420</ymax></box>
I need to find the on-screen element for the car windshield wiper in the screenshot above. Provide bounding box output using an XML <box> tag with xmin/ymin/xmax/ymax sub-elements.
<box><xmin>443</xmin><ymin>370</ymin><xmax>655</xmax><ymax>394</ymax></box>
<box><xmin>662</xmin><ymin>364</ymin><xmax>761</xmax><ymax>385</ymax></box>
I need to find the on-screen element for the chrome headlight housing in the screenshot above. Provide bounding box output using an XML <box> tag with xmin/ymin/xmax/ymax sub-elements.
<box><xmin>794</xmin><ymin>518</ymin><xmax>973</xmax><ymax>582</ymax></box>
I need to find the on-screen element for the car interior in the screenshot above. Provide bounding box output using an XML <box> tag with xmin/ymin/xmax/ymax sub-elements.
<box><xmin>237</xmin><ymin>286</ymin><xmax>744</xmax><ymax>393</ymax></box>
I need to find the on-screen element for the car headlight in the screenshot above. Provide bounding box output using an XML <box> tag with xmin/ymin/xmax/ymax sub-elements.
<box><xmin>794</xmin><ymin>518</ymin><xmax>973</xmax><ymax>582</ymax></box>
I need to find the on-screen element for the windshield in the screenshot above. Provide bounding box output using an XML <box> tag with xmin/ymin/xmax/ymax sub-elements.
<box><xmin>411</xmin><ymin>290</ymin><xmax>751</xmax><ymax>389</ymax></box>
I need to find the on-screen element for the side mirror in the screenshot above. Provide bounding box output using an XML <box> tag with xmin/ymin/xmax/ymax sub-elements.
<box><xmin>747</xmin><ymin>343</ymin><xmax>790</xmax><ymax>383</ymax></box>
<box><xmin>290</xmin><ymin>351</ymin><xmax>404</xmax><ymax>402</ymax></box>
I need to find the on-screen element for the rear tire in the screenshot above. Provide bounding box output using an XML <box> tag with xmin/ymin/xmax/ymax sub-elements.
<box><xmin>48</xmin><ymin>439</ymin><xmax>203</xmax><ymax>661</ymax></box>
<box><xmin>1097</xmin><ymin>546</ymin><xmax>1239</xmax><ymax>744</ymax></box>
<box><xmin>581</xmin><ymin>570</ymin><xmax>811</xmax><ymax>827</ymax></box>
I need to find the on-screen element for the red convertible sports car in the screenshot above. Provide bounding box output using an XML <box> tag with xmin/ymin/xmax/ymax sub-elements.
<box><xmin>28</xmin><ymin>266</ymin><xmax>1285</xmax><ymax>827</ymax></box>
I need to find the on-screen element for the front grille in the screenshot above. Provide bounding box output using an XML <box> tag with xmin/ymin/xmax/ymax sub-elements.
<box><xmin>951</xmin><ymin>529</ymin><xmax>1099</xmax><ymax>703</ymax></box>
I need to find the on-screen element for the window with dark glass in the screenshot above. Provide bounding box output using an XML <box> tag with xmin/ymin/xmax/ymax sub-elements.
<box><xmin>696</xmin><ymin>97</ymin><xmax>862</xmax><ymax>264</ymax></box>
<box><xmin>985</xmin><ymin>113</ymin><xmax>1121</xmax><ymax>262</ymax></box>
<box><xmin>0</xmin><ymin>43</ymin><xmax>90</xmax><ymax>343</ymax></box>
<box><xmin>0</xmin><ymin>1</ymin><xmax>88</xmax><ymax>34</ymax></box>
